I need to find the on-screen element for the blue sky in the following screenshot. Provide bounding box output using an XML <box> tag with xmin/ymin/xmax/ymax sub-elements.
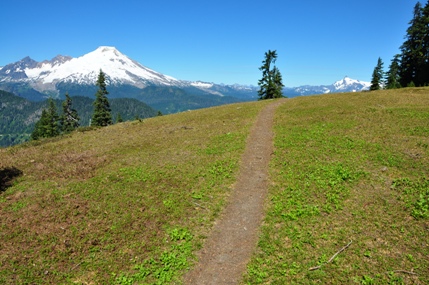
<box><xmin>1</xmin><ymin>0</ymin><xmax>418</xmax><ymax>86</ymax></box>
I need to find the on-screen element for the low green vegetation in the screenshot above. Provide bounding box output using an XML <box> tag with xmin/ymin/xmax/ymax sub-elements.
<box><xmin>1</xmin><ymin>87</ymin><xmax>429</xmax><ymax>284</ymax></box>
<box><xmin>0</xmin><ymin>100</ymin><xmax>269</xmax><ymax>284</ymax></box>
<box><xmin>243</xmin><ymin>88</ymin><xmax>429</xmax><ymax>284</ymax></box>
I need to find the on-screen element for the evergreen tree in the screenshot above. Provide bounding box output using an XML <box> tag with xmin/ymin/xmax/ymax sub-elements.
<box><xmin>385</xmin><ymin>55</ymin><xmax>401</xmax><ymax>89</ymax></box>
<box><xmin>91</xmin><ymin>69</ymin><xmax>112</xmax><ymax>127</ymax></box>
<box><xmin>398</xmin><ymin>2</ymin><xmax>426</xmax><ymax>87</ymax></box>
<box><xmin>370</xmin><ymin>57</ymin><xmax>384</xmax><ymax>91</ymax></box>
<box><xmin>420</xmin><ymin>1</ymin><xmax>429</xmax><ymax>84</ymax></box>
<box><xmin>45</xmin><ymin>98</ymin><xmax>60</xmax><ymax>137</ymax></box>
<box><xmin>60</xmin><ymin>93</ymin><xmax>80</xmax><ymax>133</ymax></box>
<box><xmin>31</xmin><ymin>109</ymin><xmax>49</xmax><ymax>140</ymax></box>
<box><xmin>258</xmin><ymin>50</ymin><xmax>284</xmax><ymax>100</ymax></box>
<box><xmin>273</xmin><ymin>66</ymin><xmax>284</xmax><ymax>95</ymax></box>
<box><xmin>116</xmin><ymin>113</ymin><xmax>123</xmax><ymax>123</ymax></box>
<box><xmin>31</xmin><ymin>98</ymin><xmax>60</xmax><ymax>140</ymax></box>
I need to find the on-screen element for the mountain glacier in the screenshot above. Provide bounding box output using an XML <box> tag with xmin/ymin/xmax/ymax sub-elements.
<box><xmin>1</xmin><ymin>46</ymin><xmax>180</xmax><ymax>91</ymax></box>
<box><xmin>332</xmin><ymin>77</ymin><xmax>370</xmax><ymax>92</ymax></box>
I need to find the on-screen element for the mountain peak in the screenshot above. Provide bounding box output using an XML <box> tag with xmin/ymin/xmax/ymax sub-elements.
<box><xmin>41</xmin><ymin>55</ymin><xmax>73</xmax><ymax>67</ymax></box>
<box><xmin>333</xmin><ymin>76</ymin><xmax>370</xmax><ymax>92</ymax></box>
<box><xmin>0</xmin><ymin>56</ymin><xmax>38</xmax><ymax>79</ymax></box>
<box><xmin>96</xmin><ymin>46</ymin><xmax>118</xmax><ymax>52</ymax></box>
<box><xmin>94</xmin><ymin>46</ymin><xmax>122</xmax><ymax>56</ymax></box>
<box><xmin>1</xmin><ymin>47</ymin><xmax>180</xmax><ymax>89</ymax></box>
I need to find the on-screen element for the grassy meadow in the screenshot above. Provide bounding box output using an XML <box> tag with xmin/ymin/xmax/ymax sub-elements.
<box><xmin>244</xmin><ymin>88</ymin><xmax>429</xmax><ymax>284</ymax></box>
<box><xmin>1</xmin><ymin>87</ymin><xmax>429</xmax><ymax>284</ymax></box>
<box><xmin>0</xmin><ymin>100</ymin><xmax>270</xmax><ymax>284</ymax></box>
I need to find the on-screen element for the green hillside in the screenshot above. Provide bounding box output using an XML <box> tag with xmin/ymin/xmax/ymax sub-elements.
<box><xmin>245</xmin><ymin>88</ymin><xmax>429</xmax><ymax>284</ymax></box>
<box><xmin>0</xmin><ymin>90</ymin><xmax>158</xmax><ymax>147</ymax></box>
<box><xmin>1</xmin><ymin>88</ymin><xmax>428</xmax><ymax>284</ymax></box>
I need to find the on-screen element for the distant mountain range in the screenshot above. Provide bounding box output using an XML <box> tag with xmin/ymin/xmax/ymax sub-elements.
<box><xmin>284</xmin><ymin>76</ymin><xmax>370</xmax><ymax>97</ymax></box>
<box><xmin>0</xmin><ymin>46</ymin><xmax>370</xmax><ymax>113</ymax></box>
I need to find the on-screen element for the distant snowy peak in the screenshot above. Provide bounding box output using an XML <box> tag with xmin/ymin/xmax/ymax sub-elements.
<box><xmin>333</xmin><ymin>76</ymin><xmax>370</xmax><ymax>92</ymax></box>
<box><xmin>1</xmin><ymin>46</ymin><xmax>180</xmax><ymax>89</ymax></box>
<box><xmin>40</xmin><ymin>55</ymin><xmax>73</xmax><ymax>67</ymax></box>
<box><xmin>283</xmin><ymin>77</ymin><xmax>370</xmax><ymax>97</ymax></box>
<box><xmin>32</xmin><ymin>46</ymin><xmax>180</xmax><ymax>87</ymax></box>
<box><xmin>0</xmin><ymin>47</ymin><xmax>370</xmax><ymax>101</ymax></box>
<box><xmin>190</xmin><ymin>81</ymin><xmax>214</xmax><ymax>88</ymax></box>
<box><xmin>0</xmin><ymin>56</ymin><xmax>38</xmax><ymax>80</ymax></box>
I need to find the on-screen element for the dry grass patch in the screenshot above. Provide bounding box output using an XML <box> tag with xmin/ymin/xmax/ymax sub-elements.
<box><xmin>0</xmin><ymin>100</ymin><xmax>270</xmax><ymax>284</ymax></box>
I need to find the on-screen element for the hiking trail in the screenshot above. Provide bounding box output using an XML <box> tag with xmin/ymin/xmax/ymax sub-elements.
<box><xmin>184</xmin><ymin>99</ymin><xmax>286</xmax><ymax>285</ymax></box>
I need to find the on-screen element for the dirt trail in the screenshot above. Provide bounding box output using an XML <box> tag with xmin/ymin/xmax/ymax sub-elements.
<box><xmin>183</xmin><ymin>99</ymin><xmax>286</xmax><ymax>285</ymax></box>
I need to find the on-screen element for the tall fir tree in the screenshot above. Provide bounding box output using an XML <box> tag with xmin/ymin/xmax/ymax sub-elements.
<box><xmin>60</xmin><ymin>93</ymin><xmax>80</xmax><ymax>133</ymax></box>
<box><xmin>385</xmin><ymin>55</ymin><xmax>401</xmax><ymax>89</ymax></box>
<box><xmin>421</xmin><ymin>1</ymin><xmax>429</xmax><ymax>84</ymax></box>
<box><xmin>31</xmin><ymin>98</ymin><xmax>60</xmax><ymax>140</ymax></box>
<box><xmin>91</xmin><ymin>69</ymin><xmax>112</xmax><ymax>127</ymax></box>
<box><xmin>370</xmin><ymin>57</ymin><xmax>384</xmax><ymax>91</ymax></box>
<box><xmin>45</xmin><ymin>98</ymin><xmax>60</xmax><ymax>137</ymax></box>
<box><xmin>31</xmin><ymin>109</ymin><xmax>49</xmax><ymax>140</ymax></box>
<box><xmin>116</xmin><ymin>113</ymin><xmax>123</xmax><ymax>123</ymax></box>
<box><xmin>258</xmin><ymin>50</ymin><xmax>284</xmax><ymax>100</ymax></box>
<box><xmin>398</xmin><ymin>2</ymin><xmax>426</xmax><ymax>87</ymax></box>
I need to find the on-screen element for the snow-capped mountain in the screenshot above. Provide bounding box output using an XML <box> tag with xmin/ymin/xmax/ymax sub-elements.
<box><xmin>0</xmin><ymin>46</ymin><xmax>257</xmax><ymax>112</ymax></box>
<box><xmin>0</xmin><ymin>46</ymin><xmax>259</xmax><ymax>103</ymax></box>
<box><xmin>0</xmin><ymin>46</ymin><xmax>180</xmax><ymax>92</ymax></box>
<box><xmin>332</xmin><ymin>77</ymin><xmax>370</xmax><ymax>92</ymax></box>
<box><xmin>0</xmin><ymin>46</ymin><xmax>370</xmax><ymax>113</ymax></box>
<box><xmin>283</xmin><ymin>76</ymin><xmax>370</xmax><ymax>97</ymax></box>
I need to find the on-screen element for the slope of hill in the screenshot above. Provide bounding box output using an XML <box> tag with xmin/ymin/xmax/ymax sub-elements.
<box><xmin>0</xmin><ymin>90</ymin><xmax>158</xmax><ymax>147</ymax></box>
<box><xmin>1</xmin><ymin>88</ymin><xmax>428</xmax><ymax>284</ymax></box>
<box><xmin>244</xmin><ymin>87</ymin><xmax>429</xmax><ymax>284</ymax></box>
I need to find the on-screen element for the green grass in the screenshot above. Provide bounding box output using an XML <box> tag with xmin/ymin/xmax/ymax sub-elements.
<box><xmin>243</xmin><ymin>88</ymin><xmax>429</xmax><ymax>284</ymax></box>
<box><xmin>1</xmin><ymin>88</ymin><xmax>429</xmax><ymax>284</ymax></box>
<box><xmin>0</xmin><ymin>100</ymin><xmax>270</xmax><ymax>284</ymax></box>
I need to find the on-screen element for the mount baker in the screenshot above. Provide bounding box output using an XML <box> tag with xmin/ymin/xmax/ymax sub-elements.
<box><xmin>0</xmin><ymin>46</ymin><xmax>370</xmax><ymax>113</ymax></box>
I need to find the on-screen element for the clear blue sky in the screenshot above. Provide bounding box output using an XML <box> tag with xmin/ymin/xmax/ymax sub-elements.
<box><xmin>1</xmin><ymin>0</ymin><xmax>418</xmax><ymax>86</ymax></box>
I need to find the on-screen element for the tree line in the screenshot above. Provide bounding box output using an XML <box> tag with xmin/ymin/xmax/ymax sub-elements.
<box><xmin>31</xmin><ymin>70</ymin><xmax>117</xmax><ymax>140</ymax></box>
<box><xmin>371</xmin><ymin>1</ymin><xmax>429</xmax><ymax>90</ymax></box>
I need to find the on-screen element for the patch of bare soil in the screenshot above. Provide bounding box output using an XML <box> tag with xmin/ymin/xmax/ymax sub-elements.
<box><xmin>183</xmin><ymin>99</ymin><xmax>286</xmax><ymax>285</ymax></box>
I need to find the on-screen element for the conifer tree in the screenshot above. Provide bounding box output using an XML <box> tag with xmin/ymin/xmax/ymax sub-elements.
<box><xmin>420</xmin><ymin>1</ymin><xmax>429</xmax><ymax>84</ymax></box>
<box><xmin>398</xmin><ymin>2</ymin><xmax>426</xmax><ymax>87</ymax></box>
<box><xmin>258</xmin><ymin>50</ymin><xmax>284</xmax><ymax>100</ymax></box>
<box><xmin>385</xmin><ymin>55</ymin><xmax>401</xmax><ymax>89</ymax></box>
<box><xmin>370</xmin><ymin>57</ymin><xmax>384</xmax><ymax>91</ymax></box>
<box><xmin>116</xmin><ymin>113</ymin><xmax>123</xmax><ymax>123</ymax></box>
<box><xmin>31</xmin><ymin>109</ymin><xmax>49</xmax><ymax>140</ymax></box>
<box><xmin>45</xmin><ymin>98</ymin><xmax>60</xmax><ymax>137</ymax></box>
<box><xmin>91</xmin><ymin>69</ymin><xmax>112</xmax><ymax>127</ymax></box>
<box><xmin>31</xmin><ymin>98</ymin><xmax>60</xmax><ymax>140</ymax></box>
<box><xmin>61</xmin><ymin>93</ymin><xmax>80</xmax><ymax>133</ymax></box>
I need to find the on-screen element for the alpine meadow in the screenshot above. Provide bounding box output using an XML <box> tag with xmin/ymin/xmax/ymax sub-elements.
<box><xmin>1</xmin><ymin>88</ymin><xmax>429</xmax><ymax>284</ymax></box>
<box><xmin>1</xmin><ymin>0</ymin><xmax>429</xmax><ymax>284</ymax></box>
